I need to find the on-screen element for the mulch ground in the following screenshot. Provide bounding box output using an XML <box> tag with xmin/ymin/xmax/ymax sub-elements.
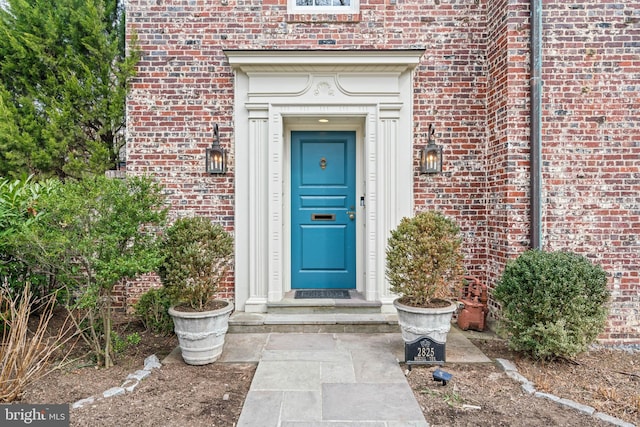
<box><xmin>15</xmin><ymin>313</ymin><xmax>640</xmax><ymax>426</ymax></box>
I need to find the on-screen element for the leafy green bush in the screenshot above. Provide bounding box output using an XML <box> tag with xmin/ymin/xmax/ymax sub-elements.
<box><xmin>386</xmin><ymin>211</ymin><xmax>465</xmax><ymax>307</ymax></box>
<box><xmin>0</xmin><ymin>176</ymin><xmax>59</xmax><ymax>300</ymax></box>
<box><xmin>158</xmin><ymin>217</ymin><xmax>233</xmax><ymax>311</ymax></box>
<box><xmin>494</xmin><ymin>250</ymin><xmax>610</xmax><ymax>359</ymax></box>
<box><xmin>134</xmin><ymin>287</ymin><xmax>174</xmax><ymax>336</ymax></box>
<box><xmin>111</xmin><ymin>332</ymin><xmax>141</xmax><ymax>355</ymax></box>
<box><xmin>25</xmin><ymin>175</ymin><xmax>167</xmax><ymax>367</ymax></box>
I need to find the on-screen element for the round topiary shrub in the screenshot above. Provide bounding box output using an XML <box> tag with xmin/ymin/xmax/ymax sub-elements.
<box><xmin>494</xmin><ymin>250</ymin><xmax>610</xmax><ymax>359</ymax></box>
<box><xmin>158</xmin><ymin>217</ymin><xmax>233</xmax><ymax>311</ymax></box>
<box><xmin>386</xmin><ymin>210</ymin><xmax>465</xmax><ymax>307</ymax></box>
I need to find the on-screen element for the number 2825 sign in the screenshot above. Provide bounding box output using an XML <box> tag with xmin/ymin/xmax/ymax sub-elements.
<box><xmin>405</xmin><ymin>336</ymin><xmax>446</xmax><ymax>367</ymax></box>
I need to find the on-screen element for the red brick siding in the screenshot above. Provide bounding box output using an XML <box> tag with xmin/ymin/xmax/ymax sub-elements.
<box><xmin>541</xmin><ymin>1</ymin><xmax>640</xmax><ymax>345</ymax></box>
<box><xmin>483</xmin><ymin>0</ymin><xmax>533</xmax><ymax>309</ymax></box>
<box><xmin>125</xmin><ymin>0</ymin><xmax>640</xmax><ymax>344</ymax></box>
<box><xmin>485</xmin><ymin>0</ymin><xmax>512</xmax><ymax>307</ymax></box>
<box><xmin>412</xmin><ymin>0</ymin><xmax>488</xmax><ymax>284</ymax></box>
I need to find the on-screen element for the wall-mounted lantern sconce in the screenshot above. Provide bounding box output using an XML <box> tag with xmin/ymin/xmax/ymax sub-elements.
<box><xmin>419</xmin><ymin>124</ymin><xmax>442</xmax><ymax>174</ymax></box>
<box><xmin>206</xmin><ymin>124</ymin><xmax>226</xmax><ymax>174</ymax></box>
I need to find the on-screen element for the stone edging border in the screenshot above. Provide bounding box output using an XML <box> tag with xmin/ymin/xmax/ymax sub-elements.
<box><xmin>495</xmin><ymin>358</ymin><xmax>636</xmax><ymax>427</ymax></box>
<box><xmin>71</xmin><ymin>354</ymin><xmax>162</xmax><ymax>410</ymax></box>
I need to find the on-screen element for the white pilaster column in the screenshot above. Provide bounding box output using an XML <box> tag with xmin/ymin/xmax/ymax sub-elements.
<box><xmin>243</xmin><ymin>106</ymin><xmax>269</xmax><ymax>312</ymax></box>
<box><xmin>378</xmin><ymin>104</ymin><xmax>413</xmax><ymax>310</ymax></box>
<box><xmin>364</xmin><ymin>112</ymin><xmax>379</xmax><ymax>302</ymax></box>
<box><xmin>267</xmin><ymin>112</ymin><xmax>284</xmax><ymax>302</ymax></box>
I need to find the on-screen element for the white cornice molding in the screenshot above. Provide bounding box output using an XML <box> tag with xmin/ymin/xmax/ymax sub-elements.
<box><xmin>224</xmin><ymin>50</ymin><xmax>425</xmax><ymax>73</ymax></box>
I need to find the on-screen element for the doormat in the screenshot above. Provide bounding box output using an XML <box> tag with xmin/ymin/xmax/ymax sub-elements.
<box><xmin>294</xmin><ymin>290</ymin><xmax>351</xmax><ymax>299</ymax></box>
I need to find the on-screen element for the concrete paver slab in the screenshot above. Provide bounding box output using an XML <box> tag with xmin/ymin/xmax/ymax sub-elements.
<box><xmin>236</xmin><ymin>390</ymin><xmax>283</xmax><ymax>427</ymax></box>
<box><xmin>217</xmin><ymin>333</ymin><xmax>267</xmax><ymax>363</ymax></box>
<box><xmin>321</xmin><ymin>360</ymin><xmax>357</xmax><ymax>384</ymax></box>
<box><xmin>322</xmin><ymin>383</ymin><xmax>425</xmax><ymax>422</ymax></box>
<box><xmin>282</xmin><ymin>390</ymin><xmax>323</xmax><ymax>422</ymax></box>
<box><xmin>351</xmin><ymin>353</ymin><xmax>407</xmax><ymax>383</ymax></box>
<box><xmin>252</xmin><ymin>360</ymin><xmax>322</xmax><ymax>391</ymax></box>
<box><xmin>445</xmin><ymin>327</ymin><xmax>491</xmax><ymax>363</ymax></box>
<box><xmin>261</xmin><ymin>349</ymin><xmax>352</xmax><ymax>363</ymax></box>
<box><xmin>266</xmin><ymin>333</ymin><xmax>338</xmax><ymax>351</ymax></box>
<box><xmin>335</xmin><ymin>333</ymin><xmax>399</xmax><ymax>352</ymax></box>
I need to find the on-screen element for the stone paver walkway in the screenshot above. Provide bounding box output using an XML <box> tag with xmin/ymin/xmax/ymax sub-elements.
<box><xmin>223</xmin><ymin>329</ymin><xmax>489</xmax><ymax>426</ymax></box>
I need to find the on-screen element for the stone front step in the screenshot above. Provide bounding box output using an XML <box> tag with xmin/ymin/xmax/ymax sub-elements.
<box><xmin>228</xmin><ymin>311</ymin><xmax>399</xmax><ymax>333</ymax></box>
<box><xmin>266</xmin><ymin>297</ymin><xmax>382</xmax><ymax>314</ymax></box>
<box><xmin>229</xmin><ymin>291</ymin><xmax>399</xmax><ymax>333</ymax></box>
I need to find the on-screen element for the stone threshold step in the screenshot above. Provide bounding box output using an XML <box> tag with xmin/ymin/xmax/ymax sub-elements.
<box><xmin>266</xmin><ymin>292</ymin><xmax>383</xmax><ymax>314</ymax></box>
<box><xmin>228</xmin><ymin>312</ymin><xmax>400</xmax><ymax>334</ymax></box>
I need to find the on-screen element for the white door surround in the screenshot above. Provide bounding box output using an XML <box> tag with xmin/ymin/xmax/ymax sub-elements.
<box><xmin>226</xmin><ymin>50</ymin><xmax>423</xmax><ymax>313</ymax></box>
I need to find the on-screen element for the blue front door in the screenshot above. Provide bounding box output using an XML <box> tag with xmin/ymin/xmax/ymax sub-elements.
<box><xmin>291</xmin><ymin>131</ymin><xmax>356</xmax><ymax>289</ymax></box>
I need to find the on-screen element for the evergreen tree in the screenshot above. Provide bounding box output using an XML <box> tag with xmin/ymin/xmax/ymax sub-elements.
<box><xmin>0</xmin><ymin>0</ymin><xmax>138</xmax><ymax>179</ymax></box>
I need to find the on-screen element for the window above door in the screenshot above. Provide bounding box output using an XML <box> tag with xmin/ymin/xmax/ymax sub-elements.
<box><xmin>288</xmin><ymin>0</ymin><xmax>359</xmax><ymax>14</ymax></box>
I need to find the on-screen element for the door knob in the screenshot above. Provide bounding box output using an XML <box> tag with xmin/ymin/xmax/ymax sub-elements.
<box><xmin>347</xmin><ymin>211</ymin><xmax>355</xmax><ymax>220</ymax></box>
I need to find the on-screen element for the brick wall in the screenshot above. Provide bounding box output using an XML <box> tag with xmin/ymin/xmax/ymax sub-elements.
<box><xmin>541</xmin><ymin>1</ymin><xmax>640</xmax><ymax>345</ymax></box>
<box><xmin>412</xmin><ymin>0</ymin><xmax>488</xmax><ymax>279</ymax></box>
<box><xmin>125</xmin><ymin>0</ymin><xmax>640</xmax><ymax>344</ymax></box>
<box><xmin>483</xmin><ymin>0</ymin><xmax>532</xmax><ymax>306</ymax></box>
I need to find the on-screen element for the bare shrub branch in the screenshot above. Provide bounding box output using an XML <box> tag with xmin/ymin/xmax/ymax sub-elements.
<box><xmin>0</xmin><ymin>281</ymin><xmax>76</xmax><ymax>402</ymax></box>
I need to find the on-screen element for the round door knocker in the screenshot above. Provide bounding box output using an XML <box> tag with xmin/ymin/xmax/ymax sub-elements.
<box><xmin>320</xmin><ymin>157</ymin><xmax>327</xmax><ymax>170</ymax></box>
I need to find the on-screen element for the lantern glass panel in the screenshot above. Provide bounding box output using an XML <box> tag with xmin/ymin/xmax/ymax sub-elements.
<box><xmin>206</xmin><ymin>147</ymin><xmax>226</xmax><ymax>174</ymax></box>
<box><xmin>420</xmin><ymin>145</ymin><xmax>442</xmax><ymax>174</ymax></box>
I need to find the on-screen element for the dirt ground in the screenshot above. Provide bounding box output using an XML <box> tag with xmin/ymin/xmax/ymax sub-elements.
<box><xmin>407</xmin><ymin>336</ymin><xmax>639</xmax><ymax>427</ymax></box>
<box><xmin>20</xmin><ymin>316</ymin><xmax>254</xmax><ymax>427</ymax></box>
<box><xmin>18</xmin><ymin>314</ymin><xmax>640</xmax><ymax>427</ymax></box>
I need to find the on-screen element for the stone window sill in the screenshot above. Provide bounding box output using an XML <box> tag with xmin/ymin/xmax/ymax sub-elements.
<box><xmin>285</xmin><ymin>13</ymin><xmax>362</xmax><ymax>23</ymax></box>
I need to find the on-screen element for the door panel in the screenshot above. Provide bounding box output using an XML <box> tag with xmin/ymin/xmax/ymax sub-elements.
<box><xmin>301</xmin><ymin>226</ymin><xmax>346</xmax><ymax>270</ymax></box>
<box><xmin>291</xmin><ymin>131</ymin><xmax>356</xmax><ymax>289</ymax></box>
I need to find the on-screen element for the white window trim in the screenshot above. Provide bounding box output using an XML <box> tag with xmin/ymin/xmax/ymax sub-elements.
<box><xmin>288</xmin><ymin>0</ymin><xmax>359</xmax><ymax>14</ymax></box>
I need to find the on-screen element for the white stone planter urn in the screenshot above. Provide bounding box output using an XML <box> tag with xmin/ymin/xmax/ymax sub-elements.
<box><xmin>393</xmin><ymin>299</ymin><xmax>458</xmax><ymax>344</ymax></box>
<box><xmin>169</xmin><ymin>301</ymin><xmax>234</xmax><ymax>365</ymax></box>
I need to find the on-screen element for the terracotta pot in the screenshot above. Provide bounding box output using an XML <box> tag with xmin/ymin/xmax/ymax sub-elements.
<box><xmin>169</xmin><ymin>301</ymin><xmax>234</xmax><ymax>365</ymax></box>
<box><xmin>393</xmin><ymin>299</ymin><xmax>458</xmax><ymax>344</ymax></box>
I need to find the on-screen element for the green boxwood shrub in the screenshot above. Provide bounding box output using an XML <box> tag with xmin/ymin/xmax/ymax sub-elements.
<box><xmin>386</xmin><ymin>211</ymin><xmax>464</xmax><ymax>307</ymax></box>
<box><xmin>134</xmin><ymin>287</ymin><xmax>174</xmax><ymax>336</ymax></box>
<box><xmin>494</xmin><ymin>250</ymin><xmax>610</xmax><ymax>359</ymax></box>
<box><xmin>158</xmin><ymin>217</ymin><xmax>233</xmax><ymax>311</ymax></box>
